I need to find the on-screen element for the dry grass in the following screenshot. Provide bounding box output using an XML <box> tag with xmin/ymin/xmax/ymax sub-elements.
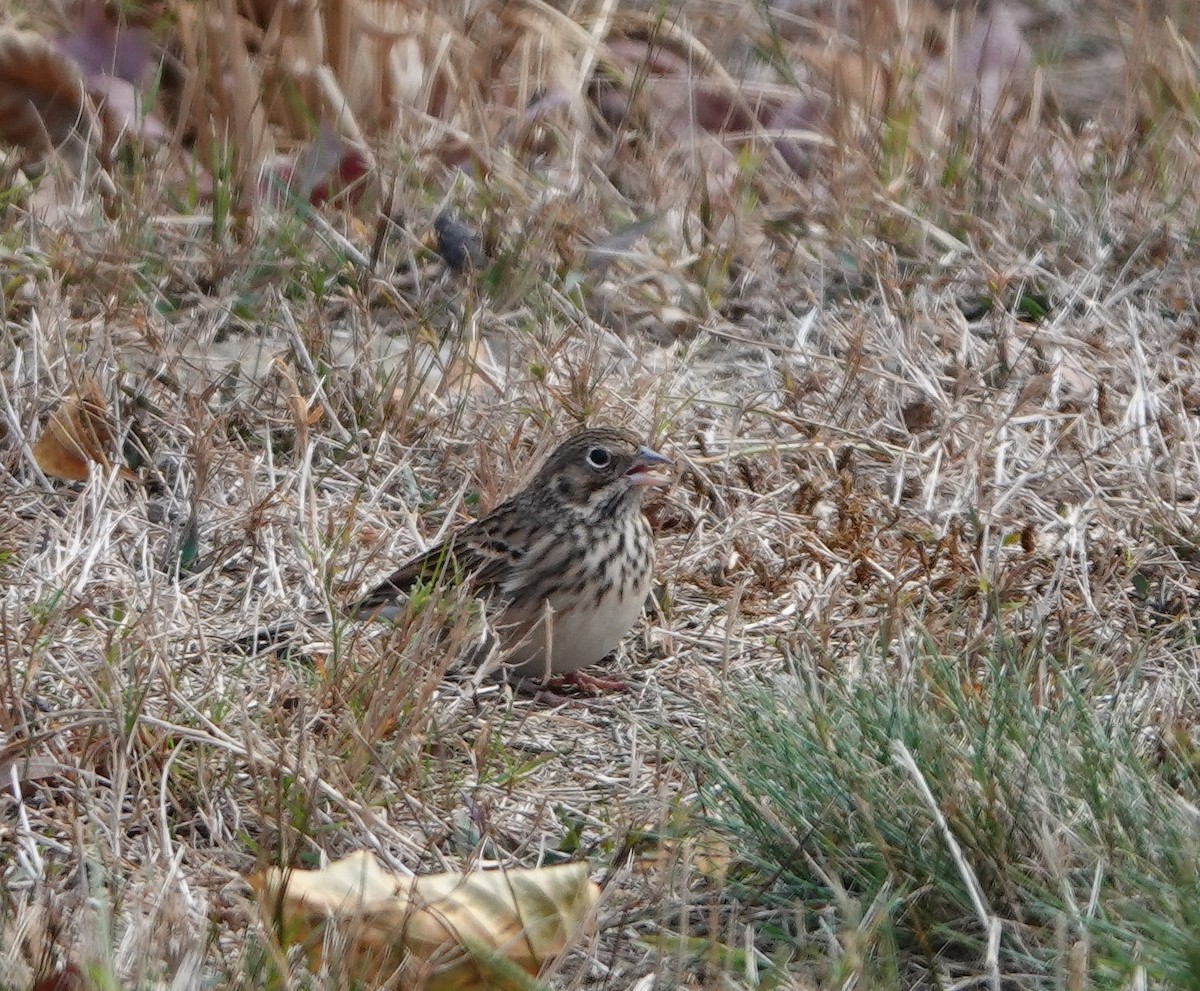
<box><xmin>4</xmin><ymin>0</ymin><xmax>1200</xmax><ymax>988</ymax></box>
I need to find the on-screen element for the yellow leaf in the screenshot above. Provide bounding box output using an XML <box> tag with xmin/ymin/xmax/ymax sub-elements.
<box><xmin>33</xmin><ymin>379</ymin><xmax>114</xmax><ymax>481</ymax></box>
<box><xmin>251</xmin><ymin>851</ymin><xmax>599</xmax><ymax>989</ymax></box>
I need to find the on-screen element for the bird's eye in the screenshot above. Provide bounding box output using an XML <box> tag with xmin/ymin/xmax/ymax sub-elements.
<box><xmin>586</xmin><ymin>446</ymin><xmax>611</xmax><ymax>469</ymax></box>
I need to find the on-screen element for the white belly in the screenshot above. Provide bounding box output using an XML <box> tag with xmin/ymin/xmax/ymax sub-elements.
<box><xmin>504</xmin><ymin>571</ymin><xmax>652</xmax><ymax>678</ymax></box>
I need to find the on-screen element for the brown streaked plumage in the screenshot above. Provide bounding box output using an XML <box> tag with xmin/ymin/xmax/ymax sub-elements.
<box><xmin>353</xmin><ymin>427</ymin><xmax>671</xmax><ymax>685</ymax></box>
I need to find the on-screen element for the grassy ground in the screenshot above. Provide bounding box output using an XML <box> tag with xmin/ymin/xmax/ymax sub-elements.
<box><xmin>4</xmin><ymin>0</ymin><xmax>1200</xmax><ymax>988</ymax></box>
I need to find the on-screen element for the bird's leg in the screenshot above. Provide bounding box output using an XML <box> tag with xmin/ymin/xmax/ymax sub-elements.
<box><xmin>545</xmin><ymin>670</ymin><xmax>627</xmax><ymax>693</ymax></box>
<box><xmin>510</xmin><ymin>669</ymin><xmax>628</xmax><ymax>702</ymax></box>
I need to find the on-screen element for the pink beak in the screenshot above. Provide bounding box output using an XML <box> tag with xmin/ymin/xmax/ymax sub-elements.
<box><xmin>624</xmin><ymin>446</ymin><xmax>673</xmax><ymax>487</ymax></box>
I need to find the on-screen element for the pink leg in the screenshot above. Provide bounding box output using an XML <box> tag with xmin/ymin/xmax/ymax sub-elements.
<box><xmin>546</xmin><ymin>670</ymin><xmax>627</xmax><ymax>693</ymax></box>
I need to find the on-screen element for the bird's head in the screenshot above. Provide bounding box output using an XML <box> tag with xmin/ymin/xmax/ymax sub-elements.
<box><xmin>534</xmin><ymin>427</ymin><xmax>672</xmax><ymax>515</ymax></box>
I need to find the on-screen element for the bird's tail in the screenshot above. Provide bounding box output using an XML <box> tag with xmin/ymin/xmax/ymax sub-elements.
<box><xmin>229</xmin><ymin>612</ymin><xmax>328</xmax><ymax>656</ymax></box>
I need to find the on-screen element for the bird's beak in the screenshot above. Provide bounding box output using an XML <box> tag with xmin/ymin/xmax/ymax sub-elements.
<box><xmin>624</xmin><ymin>446</ymin><xmax>673</xmax><ymax>487</ymax></box>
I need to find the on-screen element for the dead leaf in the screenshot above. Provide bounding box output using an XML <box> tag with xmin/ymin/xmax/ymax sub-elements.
<box><xmin>0</xmin><ymin>756</ymin><xmax>76</xmax><ymax>798</ymax></box>
<box><xmin>0</xmin><ymin>29</ymin><xmax>104</xmax><ymax>167</ymax></box>
<box><xmin>55</xmin><ymin>1</ymin><xmax>153</xmax><ymax>86</ymax></box>
<box><xmin>593</xmin><ymin>32</ymin><xmax>777</xmax><ymax>203</ymax></box>
<box><xmin>272</xmin><ymin>358</ymin><xmax>323</xmax><ymax>455</ymax></box>
<box><xmin>54</xmin><ymin>2</ymin><xmax>171</xmax><ymax>146</ymax></box>
<box><xmin>251</xmin><ymin>851</ymin><xmax>600</xmax><ymax>989</ymax></box>
<box><xmin>33</xmin><ymin>379</ymin><xmax>117</xmax><ymax>481</ymax></box>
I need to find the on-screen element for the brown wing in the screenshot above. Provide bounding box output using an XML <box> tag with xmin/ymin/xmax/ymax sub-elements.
<box><xmin>351</xmin><ymin>515</ymin><xmax>529</xmax><ymax>616</ymax></box>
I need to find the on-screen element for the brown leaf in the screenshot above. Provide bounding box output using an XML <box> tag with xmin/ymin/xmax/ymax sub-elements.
<box><xmin>0</xmin><ymin>756</ymin><xmax>76</xmax><ymax>798</ymax></box>
<box><xmin>594</xmin><ymin>33</ymin><xmax>778</xmax><ymax>201</ymax></box>
<box><xmin>0</xmin><ymin>30</ymin><xmax>104</xmax><ymax>166</ymax></box>
<box><xmin>55</xmin><ymin>1</ymin><xmax>170</xmax><ymax>147</ymax></box>
<box><xmin>252</xmin><ymin>851</ymin><xmax>600</xmax><ymax>989</ymax></box>
<box><xmin>56</xmin><ymin>2</ymin><xmax>151</xmax><ymax>81</ymax></box>
<box><xmin>33</xmin><ymin>379</ymin><xmax>116</xmax><ymax>481</ymax></box>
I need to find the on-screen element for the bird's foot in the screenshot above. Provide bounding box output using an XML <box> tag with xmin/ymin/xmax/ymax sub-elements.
<box><xmin>545</xmin><ymin>670</ymin><xmax>627</xmax><ymax>693</ymax></box>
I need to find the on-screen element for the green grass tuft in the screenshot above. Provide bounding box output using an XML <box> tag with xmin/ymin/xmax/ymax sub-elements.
<box><xmin>691</xmin><ymin>635</ymin><xmax>1200</xmax><ymax>988</ymax></box>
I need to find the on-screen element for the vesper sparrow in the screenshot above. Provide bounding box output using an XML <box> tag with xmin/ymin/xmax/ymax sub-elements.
<box><xmin>353</xmin><ymin>427</ymin><xmax>672</xmax><ymax>689</ymax></box>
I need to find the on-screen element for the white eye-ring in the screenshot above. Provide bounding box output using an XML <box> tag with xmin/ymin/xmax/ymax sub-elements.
<box><xmin>587</xmin><ymin>446</ymin><xmax>611</xmax><ymax>469</ymax></box>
